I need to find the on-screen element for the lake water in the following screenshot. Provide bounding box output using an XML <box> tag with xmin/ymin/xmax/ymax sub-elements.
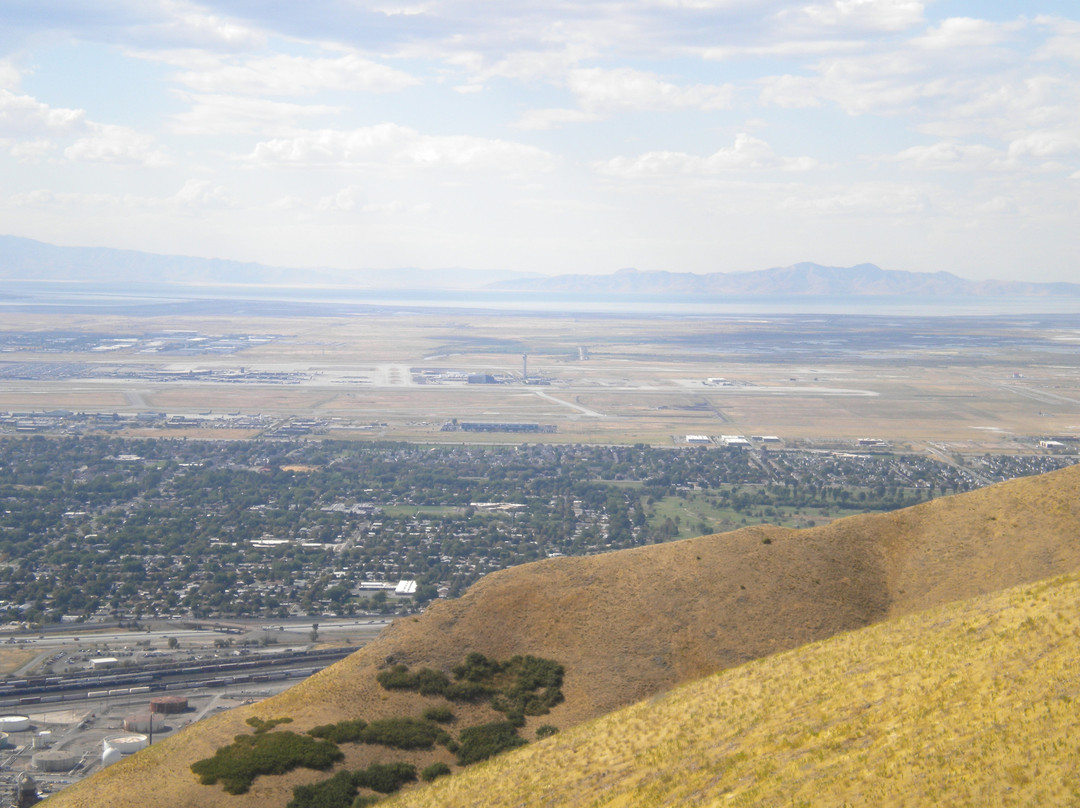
<box><xmin>4</xmin><ymin>280</ymin><xmax>1080</xmax><ymax>318</ymax></box>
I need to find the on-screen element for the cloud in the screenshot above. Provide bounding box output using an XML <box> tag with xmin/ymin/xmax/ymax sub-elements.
<box><xmin>0</xmin><ymin>89</ymin><xmax>84</xmax><ymax>136</ymax></box>
<box><xmin>169</xmin><ymin>92</ymin><xmax>344</xmax><ymax>135</ymax></box>
<box><xmin>168</xmin><ymin>52</ymin><xmax>419</xmax><ymax>96</ymax></box>
<box><xmin>513</xmin><ymin>108</ymin><xmax>602</xmax><ymax>131</ymax></box>
<box><xmin>568</xmin><ymin>67</ymin><xmax>734</xmax><ymax>112</ymax></box>
<box><xmin>883</xmin><ymin>141</ymin><xmax>1008</xmax><ymax>172</ymax></box>
<box><xmin>0</xmin><ymin>61</ymin><xmax>21</xmax><ymax>90</ymax></box>
<box><xmin>595</xmin><ymin>133</ymin><xmax>819</xmax><ymax>178</ymax></box>
<box><xmin>911</xmin><ymin>17</ymin><xmax>1019</xmax><ymax>50</ymax></box>
<box><xmin>789</xmin><ymin>0</ymin><xmax>925</xmax><ymax>32</ymax></box>
<box><xmin>63</xmin><ymin>122</ymin><xmax>171</xmax><ymax>167</ymax></box>
<box><xmin>244</xmin><ymin>123</ymin><xmax>556</xmax><ymax>175</ymax></box>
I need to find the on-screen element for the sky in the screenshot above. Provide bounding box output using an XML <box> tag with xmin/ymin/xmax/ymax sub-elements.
<box><xmin>0</xmin><ymin>1</ymin><xmax>1078</xmax><ymax>282</ymax></box>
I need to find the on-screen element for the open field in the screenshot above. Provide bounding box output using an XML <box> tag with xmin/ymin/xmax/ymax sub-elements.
<box><xmin>3</xmin><ymin>307</ymin><xmax>1080</xmax><ymax>449</ymax></box>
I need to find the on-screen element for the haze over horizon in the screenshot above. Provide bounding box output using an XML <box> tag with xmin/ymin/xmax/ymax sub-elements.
<box><xmin>1</xmin><ymin>2</ymin><xmax>1078</xmax><ymax>282</ymax></box>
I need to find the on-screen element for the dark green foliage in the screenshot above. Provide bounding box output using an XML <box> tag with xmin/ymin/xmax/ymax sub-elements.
<box><xmin>377</xmin><ymin>653</ymin><xmax>564</xmax><ymax>719</ymax></box>
<box><xmin>375</xmin><ymin>665</ymin><xmax>451</xmax><ymax>696</ymax></box>
<box><xmin>190</xmin><ymin>731</ymin><xmax>343</xmax><ymax>794</ymax></box>
<box><xmin>287</xmin><ymin>763</ymin><xmax>417</xmax><ymax>808</ymax></box>
<box><xmin>422</xmin><ymin>704</ymin><xmax>454</xmax><ymax>723</ymax></box>
<box><xmin>456</xmin><ymin>721</ymin><xmax>527</xmax><ymax>766</ymax></box>
<box><xmin>308</xmin><ymin>719</ymin><xmax>368</xmax><ymax>744</ymax></box>
<box><xmin>535</xmin><ymin>724</ymin><xmax>558</xmax><ymax>739</ymax></box>
<box><xmin>359</xmin><ymin>717</ymin><xmax>448</xmax><ymax>750</ymax></box>
<box><xmin>452</xmin><ymin>651</ymin><xmax>503</xmax><ymax>682</ymax></box>
<box><xmin>351</xmin><ymin>797</ymin><xmax>380</xmax><ymax>808</ymax></box>
<box><xmin>287</xmin><ymin>770</ymin><xmax>357</xmax><ymax>808</ymax></box>
<box><xmin>246</xmin><ymin>716</ymin><xmax>293</xmax><ymax>734</ymax></box>
<box><xmin>443</xmin><ymin>680</ymin><xmax>495</xmax><ymax>702</ymax></box>
<box><xmin>420</xmin><ymin>762</ymin><xmax>452</xmax><ymax>782</ymax></box>
<box><xmin>353</xmin><ymin>762</ymin><xmax>417</xmax><ymax>793</ymax></box>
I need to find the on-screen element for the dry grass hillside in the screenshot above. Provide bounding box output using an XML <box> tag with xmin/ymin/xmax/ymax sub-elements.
<box><xmin>387</xmin><ymin>569</ymin><xmax>1080</xmax><ymax>808</ymax></box>
<box><xmin>44</xmin><ymin>463</ymin><xmax>1080</xmax><ymax>808</ymax></box>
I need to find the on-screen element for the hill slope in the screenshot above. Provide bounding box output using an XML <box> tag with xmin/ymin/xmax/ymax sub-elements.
<box><xmin>45</xmin><ymin>463</ymin><xmax>1080</xmax><ymax>808</ymax></box>
<box><xmin>387</xmin><ymin>569</ymin><xmax>1080</xmax><ymax>807</ymax></box>
<box><xmin>488</xmin><ymin>262</ymin><xmax>1080</xmax><ymax>297</ymax></box>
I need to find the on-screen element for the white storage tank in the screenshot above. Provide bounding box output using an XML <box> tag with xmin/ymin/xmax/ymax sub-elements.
<box><xmin>105</xmin><ymin>734</ymin><xmax>148</xmax><ymax>754</ymax></box>
<box><xmin>102</xmin><ymin>744</ymin><xmax>123</xmax><ymax>767</ymax></box>
<box><xmin>32</xmin><ymin>749</ymin><xmax>78</xmax><ymax>772</ymax></box>
<box><xmin>0</xmin><ymin>715</ymin><xmax>30</xmax><ymax>733</ymax></box>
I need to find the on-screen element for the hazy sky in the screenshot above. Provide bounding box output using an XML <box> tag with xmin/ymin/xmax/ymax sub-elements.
<box><xmin>1</xmin><ymin>1</ymin><xmax>1077</xmax><ymax>281</ymax></box>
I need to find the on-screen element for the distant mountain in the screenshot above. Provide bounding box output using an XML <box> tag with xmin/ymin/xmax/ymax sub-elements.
<box><xmin>489</xmin><ymin>262</ymin><xmax>1080</xmax><ymax>297</ymax></box>
<box><xmin>47</xmin><ymin>463</ymin><xmax>1080</xmax><ymax>808</ymax></box>
<box><xmin>0</xmin><ymin>235</ymin><xmax>537</xmax><ymax>290</ymax></box>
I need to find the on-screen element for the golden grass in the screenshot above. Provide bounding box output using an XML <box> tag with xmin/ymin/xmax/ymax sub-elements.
<box><xmin>387</xmin><ymin>571</ymin><xmax>1080</xmax><ymax>808</ymax></box>
<box><xmin>42</xmin><ymin>464</ymin><xmax>1080</xmax><ymax>808</ymax></box>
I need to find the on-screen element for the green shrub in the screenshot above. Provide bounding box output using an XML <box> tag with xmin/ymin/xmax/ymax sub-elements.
<box><xmin>287</xmin><ymin>770</ymin><xmax>357</xmax><ymax>808</ymax></box>
<box><xmin>422</xmin><ymin>705</ymin><xmax>454</xmax><ymax>723</ymax></box>
<box><xmin>246</xmin><ymin>716</ymin><xmax>293</xmax><ymax>734</ymax></box>
<box><xmin>351</xmin><ymin>797</ymin><xmax>380</xmax><ymax>808</ymax></box>
<box><xmin>535</xmin><ymin>724</ymin><xmax>558</xmax><ymax>739</ymax></box>
<box><xmin>359</xmin><ymin>717</ymin><xmax>446</xmax><ymax>750</ymax></box>
<box><xmin>452</xmin><ymin>652</ymin><xmax>504</xmax><ymax>682</ymax></box>
<box><xmin>191</xmin><ymin>731</ymin><xmax>343</xmax><ymax>794</ymax></box>
<box><xmin>375</xmin><ymin>664</ymin><xmax>450</xmax><ymax>696</ymax></box>
<box><xmin>420</xmin><ymin>762</ymin><xmax>452</xmax><ymax>782</ymax></box>
<box><xmin>456</xmin><ymin>721</ymin><xmax>527</xmax><ymax>766</ymax></box>
<box><xmin>308</xmin><ymin>719</ymin><xmax>368</xmax><ymax>743</ymax></box>
<box><xmin>443</xmin><ymin>680</ymin><xmax>495</xmax><ymax>702</ymax></box>
<box><xmin>353</xmin><ymin>761</ymin><xmax>417</xmax><ymax>793</ymax></box>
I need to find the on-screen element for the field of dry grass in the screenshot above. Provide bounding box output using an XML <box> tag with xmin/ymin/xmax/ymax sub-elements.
<box><xmin>43</xmin><ymin>463</ymin><xmax>1080</xmax><ymax>808</ymax></box>
<box><xmin>388</xmin><ymin>570</ymin><xmax>1080</xmax><ymax>807</ymax></box>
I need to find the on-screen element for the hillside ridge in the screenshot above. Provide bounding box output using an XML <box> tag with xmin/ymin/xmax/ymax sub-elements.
<box><xmin>45</xmin><ymin>463</ymin><xmax>1080</xmax><ymax>808</ymax></box>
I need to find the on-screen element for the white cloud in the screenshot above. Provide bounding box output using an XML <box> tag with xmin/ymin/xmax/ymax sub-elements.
<box><xmin>169</xmin><ymin>92</ymin><xmax>344</xmax><ymax>135</ymax></box>
<box><xmin>568</xmin><ymin>67</ymin><xmax>734</xmax><ymax>112</ymax></box>
<box><xmin>173</xmin><ymin>178</ymin><xmax>232</xmax><ymax>208</ymax></box>
<box><xmin>513</xmin><ymin>108</ymin><xmax>602</xmax><ymax>130</ymax></box>
<box><xmin>1007</xmin><ymin>130</ymin><xmax>1080</xmax><ymax>160</ymax></box>
<box><xmin>792</xmin><ymin>0</ymin><xmax>925</xmax><ymax>32</ymax></box>
<box><xmin>63</xmin><ymin>122</ymin><xmax>171</xmax><ymax>167</ymax></box>
<box><xmin>6</xmin><ymin>138</ymin><xmax>57</xmax><ymax>162</ymax></box>
<box><xmin>244</xmin><ymin>123</ymin><xmax>556</xmax><ymax>175</ymax></box>
<box><xmin>0</xmin><ymin>61</ymin><xmax>21</xmax><ymax>91</ymax></box>
<box><xmin>911</xmin><ymin>17</ymin><xmax>1018</xmax><ymax>50</ymax></box>
<box><xmin>169</xmin><ymin>52</ymin><xmax>419</xmax><ymax>96</ymax></box>
<box><xmin>884</xmin><ymin>141</ymin><xmax>1007</xmax><ymax>172</ymax></box>
<box><xmin>596</xmin><ymin>133</ymin><xmax>819</xmax><ymax>178</ymax></box>
<box><xmin>129</xmin><ymin>0</ymin><xmax>266</xmax><ymax>50</ymax></box>
<box><xmin>0</xmin><ymin>89</ymin><xmax>84</xmax><ymax>136</ymax></box>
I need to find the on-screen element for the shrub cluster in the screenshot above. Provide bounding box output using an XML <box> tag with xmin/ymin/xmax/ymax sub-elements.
<box><xmin>455</xmin><ymin>721</ymin><xmax>527</xmax><ymax>766</ymax></box>
<box><xmin>191</xmin><ymin>730</ymin><xmax>343</xmax><ymax>794</ymax></box>
<box><xmin>376</xmin><ymin>653</ymin><xmax>564</xmax><ymax>718</ymax></box>
<box><xmin>308</xmin><ymin>719</ymin><xmax>368</xmax><ymax>744</ymax></box>
<box><xmin>420</xmin><ymin>762</ymin><xmax>452</xmax><ymax>782</ymax></box>
<box><xmin>287</xmin><ymin>763</ymin><xmax>417</xmax><ymax>808</ymax></box>
<box><xmin>246</xmin><ymin>716</ymin><xmax>294</xmax><ymax>734</ymax></box>
<box><xmin>422</xmin><ymin>705</ymin><xmax>455</xmax><ymax>723</ymax></box>
<box><xmin>358</xmin><ymin>717</ymin><xmax>451</xmax><ymax>750</ymax></box>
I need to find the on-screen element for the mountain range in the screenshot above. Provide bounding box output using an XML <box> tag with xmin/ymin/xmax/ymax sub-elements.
<box><xmin>45</xmin><ymin>462</ymin><xmax>1080</xmax><ymax>808</ymax></box>
<box><xmin>3</xmin><ymin>235</ymin><xmax>1078</xmax><ymax>297</ymax></box>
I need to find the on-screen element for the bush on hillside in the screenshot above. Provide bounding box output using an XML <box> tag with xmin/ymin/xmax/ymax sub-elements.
<box><xmin>359</xmin><ymin>717</ymin><xmax>450</xmax><ymax>750</ymax></box>
<box><xmin>456</xmin><ymin>721</ymin><xmax>527</xmax><ymax>766</ymax></box>
<box><xmin>287</xmin><ymin>763</ymin><xmax>417</xmax><ymax>808</ymax></box>
<box><xmin>191</xmin><ymin>730</ymin><xmax>343</xmax><ymax>794</ymax></box>
<box><xmin>308</xmin><ymin>719</ymin><xmax>368</xmax><ymax>744</ymax></box>
<box><xmin>422</xmin><ymin>704</ymin><xmax>455</xmax><ymax>723</ymax></box>
<box><xmin>421</xmin><ymin>762</ymin><xmax>452</xmax><ymax>782</ymax></box>
<box><xmin>246</xmin><ymin>716</ymin><xmax>293</xmax><ymax>734</ymax></box>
